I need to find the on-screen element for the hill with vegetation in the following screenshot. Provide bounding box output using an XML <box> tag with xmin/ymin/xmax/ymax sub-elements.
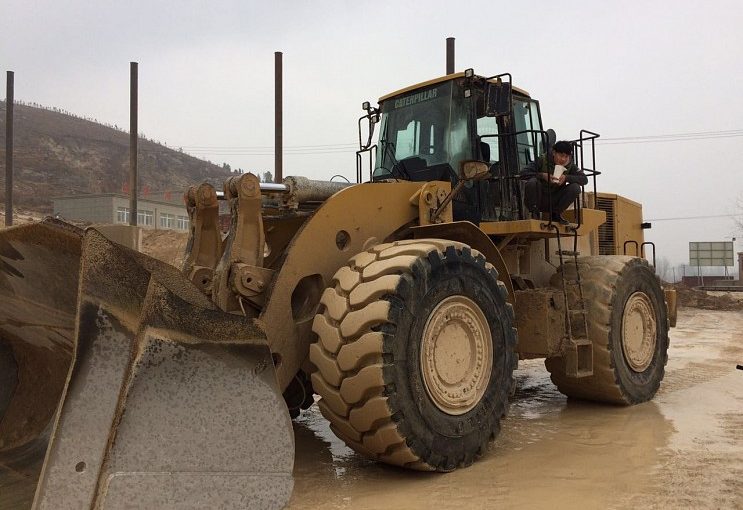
<box><xmin>0</xmin><ymin>101</ymin><xmax>232</xmax><ymax>211</ymax></box>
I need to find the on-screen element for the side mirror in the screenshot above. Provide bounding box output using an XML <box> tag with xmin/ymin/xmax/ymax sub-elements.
<box><xmin>460</xmin><ymin>160</ymin><xmax>490</xmax><ymax>181</ymax></box>
<box><xmin>359</xmin><ymin>105</ymin><xmax>380</xmax><ymax>151</ymax></box>
<box><xmin>485</xmin><ymin>81</ymin><xmax>512</xmax><ymax>117</ymax></box>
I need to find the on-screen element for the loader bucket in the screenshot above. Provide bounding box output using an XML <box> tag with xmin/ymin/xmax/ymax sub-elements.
<box><xmin>0</xmin><ymin>219</ymin><xmax>293</xmax><ymax>509</ymax></box>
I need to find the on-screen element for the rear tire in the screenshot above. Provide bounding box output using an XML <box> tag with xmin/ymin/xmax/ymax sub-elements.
<box><xmin>545</xmin><ymin>256</ymin><xmax>669</xmax><ymax>404</ymax></box>
<box><xmin>309</xmin><ymin>240</ymin><xmax>517</xmax><ymax>471</ymax></box>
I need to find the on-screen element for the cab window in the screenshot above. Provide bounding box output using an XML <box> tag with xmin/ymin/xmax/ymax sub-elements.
<box><xmin>476</xmin><ymin>116</ymin><xmax>499</xmax><ymax>163</ymax></box>
<box><xmin>513</xmin><ymin>99</ymin><xmax>543</xmax><ymax>167</ymax></box>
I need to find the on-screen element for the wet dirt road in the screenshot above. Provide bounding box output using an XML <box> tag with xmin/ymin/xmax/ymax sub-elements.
<box><xmin>288</xmin><ymin>308</ymin><xmax>743</xmax><ymax>509</ymax></box>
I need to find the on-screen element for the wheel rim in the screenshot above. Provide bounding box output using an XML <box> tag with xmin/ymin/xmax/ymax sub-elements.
<box><xmin>420</xmin><ymin>295</ymin><xmax>493</xmax><ymax>416</ymax></box>
<box><xmin>621</xmin><ymin>291</ymin><xmax>657</xmax><ymax>372</ymax></box>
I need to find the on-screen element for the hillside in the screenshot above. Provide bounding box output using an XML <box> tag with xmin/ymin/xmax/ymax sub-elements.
<box><xmin>0</xmin><ymin>101</ymin><xmax>231</xmax><ymax>211</ymax></box>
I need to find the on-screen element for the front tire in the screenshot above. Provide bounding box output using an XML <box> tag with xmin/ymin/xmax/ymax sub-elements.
<box><xmin>309</xmin><ymin>240</ymin><xmax>517</xmax><ymax>471</ymax></box>
<box><xmin>546</xmin><ymin>256</ymin><xmax>669</xmax><ymax>404</ymax></box>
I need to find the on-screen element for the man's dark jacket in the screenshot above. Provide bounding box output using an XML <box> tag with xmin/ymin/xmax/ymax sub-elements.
<box><xmin>520</xmin><ymin>152</ymin><xmax>588</xmax><ymax>186</ymax></box>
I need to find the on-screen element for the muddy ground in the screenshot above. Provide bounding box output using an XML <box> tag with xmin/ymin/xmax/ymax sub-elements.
<box><xmin>288</xmin><ymin>307</ymin><xmax>743</xmax><ymax>510</ymax></box>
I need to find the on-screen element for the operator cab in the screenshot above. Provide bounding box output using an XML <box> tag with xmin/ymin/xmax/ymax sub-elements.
<box><xmin>358</xmin><ymin>71</ymin><xmax>585</xmax><ymax>224</ymax></box>
<box><xmin>372</xmin><ymin>77</ymin><xmax>475</xmax><ymax>184</ymax></box>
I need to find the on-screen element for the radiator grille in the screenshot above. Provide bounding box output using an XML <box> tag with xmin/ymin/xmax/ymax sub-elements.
<box><xmin>595</xmin><ymin>197</ymin><xmax>616</xmax><ymax>255</ymax></box>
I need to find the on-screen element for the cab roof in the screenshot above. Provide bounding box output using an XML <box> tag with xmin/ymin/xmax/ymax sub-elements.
<box><xmin>378</xmin><ymin>72</ymin><xmax>531</xmax><ymax>102</ymax></box>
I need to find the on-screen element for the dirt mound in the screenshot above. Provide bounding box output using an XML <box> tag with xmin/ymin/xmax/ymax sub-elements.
<box><xmin>140</xmin><ymin>229</ymin><xmax>189</xmax><ymax>267</ymax></box>
<box><xmin>0</xmin><ymin>208</ymin><xmax>44</xmax><ymax>225</ymax></box>
<box><xmin>671</xmin><ymin>284</ymin><xmax>743</xmax><ymax>311</ymax></box>
<box><xmin>1</xmin><ymin>209</ymin><xmax>188</xmax><ymax>267</ymax></box>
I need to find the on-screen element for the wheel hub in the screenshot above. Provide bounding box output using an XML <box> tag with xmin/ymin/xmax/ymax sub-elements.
<box><xmin>621</xmin><ymin>291</ymin><xmax>657</xmax><ymax>372</ymax></box>
<box><xmin>420</xmin><ymin>296</ymin><xmax>493</xmax><ymax>415</ymax></box>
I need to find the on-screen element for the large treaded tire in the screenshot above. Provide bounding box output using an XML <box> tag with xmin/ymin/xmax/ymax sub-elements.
<box><xmin>545</xmin><ymin>256</ymin><xmax>669</xmax><ymax>404</ymax></box>
<box><xmin>309</xmin><ymin>239</ymin><xmax>517</xmax><ymax>471</ymax></box>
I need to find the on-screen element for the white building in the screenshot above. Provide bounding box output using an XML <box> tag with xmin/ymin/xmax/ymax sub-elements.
<box><xmin>53</xmin><ymin>193</ymin><xmax>190</xmax><ymax>231</ymax></box>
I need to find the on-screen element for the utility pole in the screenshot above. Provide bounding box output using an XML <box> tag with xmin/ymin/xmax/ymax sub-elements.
<box><xmin>129</xmin><ymin>62</ymin><xmax>138</xmax><ymax>226</ymax></box>
<box><xmin>5</xmin><ymin>71</ymin><xmax>14</xmax><ymax>226</ymax></box>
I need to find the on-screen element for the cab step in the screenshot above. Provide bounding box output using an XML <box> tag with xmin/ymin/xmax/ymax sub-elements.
<box><xmin>565</xmin><ymin>337</ymin><xmax>593</xmax><ymax>378</ymax></box>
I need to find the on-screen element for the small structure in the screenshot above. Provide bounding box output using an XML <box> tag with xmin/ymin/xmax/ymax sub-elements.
<box><xmin>685</xmin><ymin>242</ymin><xmax>742</xmax><ymax>290</ymax></box>
<box><xmin>53</xmin><ymin>193</ymin><xmax>189</xmax><ymax>232</ymax></box>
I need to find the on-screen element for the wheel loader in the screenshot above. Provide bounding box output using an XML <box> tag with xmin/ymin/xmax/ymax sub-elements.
<box><xmin>0</xmin><ymin>69</ymin><xmax>677</xmax><ymax>508</ymax></box>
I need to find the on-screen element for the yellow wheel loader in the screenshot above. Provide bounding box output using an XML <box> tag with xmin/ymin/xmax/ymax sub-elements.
<box><xmin>0</xmin><ymin>69</ymin><xmax>677</xmax><ymax>507</ymax></box>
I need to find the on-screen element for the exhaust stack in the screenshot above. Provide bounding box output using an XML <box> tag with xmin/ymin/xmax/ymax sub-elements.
<box><xmin>275</xmin><ymin>51</ymin><xmax>283</xmax><ymax>183</ymax></box>
<box><xmin>446</xmin><ymin>37</ymin><xmax>455</xmax><ymax>74</ymax></box>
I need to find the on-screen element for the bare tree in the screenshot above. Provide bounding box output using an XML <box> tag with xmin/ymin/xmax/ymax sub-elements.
<box><xmin>655</xmin><ymin>255</ymin><xmax>671</xmax><ymax>283</ymax></box>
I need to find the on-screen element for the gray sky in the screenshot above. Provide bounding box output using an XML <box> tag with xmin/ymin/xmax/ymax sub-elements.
<box><xmin>2</xmin><ymin>0</ymin><xmax>743</xmax><ymax>273</ymax></box>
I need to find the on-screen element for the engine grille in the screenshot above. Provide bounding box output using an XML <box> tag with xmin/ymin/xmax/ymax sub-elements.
<box><xmin>595</xmin><ymin>197</ymin><xmax>616</xmax><ymax>255</ymax></box>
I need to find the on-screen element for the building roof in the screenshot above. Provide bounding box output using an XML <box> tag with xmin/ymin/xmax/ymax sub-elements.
<box><xmin>53</xmin><ymin>192</ymin><xmax>184</xmax><ymax>208</ymax></box>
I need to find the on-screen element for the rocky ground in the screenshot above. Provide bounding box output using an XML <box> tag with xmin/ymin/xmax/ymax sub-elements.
<box><xmin>671</xmin><ymin>283</ymin><xmax>743</xmax><ymax>311</ymax></box>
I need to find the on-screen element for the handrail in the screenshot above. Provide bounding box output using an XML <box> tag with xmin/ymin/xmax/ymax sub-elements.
<box><xmin>623</xmin><ymin>240</ymin><xmax>640</xmax><ymax>256</ymax></box>
<box><xmin>641</xmin><ymin>241</ymin><xmax>657</xmax><ymax>268</ymax></box>
<box><xmin>480</xmin><ymin>128</ymin><xmax>598</xmax><ymax>228</ymax></box>
<box><xmin>574</xmin><ymin>130</ymin><xmax>601</xmax><ymax>199</ymax></box>
<box><xmin>356</xmin><ymin>144</ymin><xmax>376</xmax><ymax>184</ymax></box>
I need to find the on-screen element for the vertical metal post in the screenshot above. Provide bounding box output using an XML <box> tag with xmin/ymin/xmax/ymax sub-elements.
<box><xmin>274</xmin><ymin>51</ymin><xmax>283</xmax><ymax>183</ymax></box>
<box><xmin>5</xmin><ymin>71</ymin><xmax>14</xmax><ymax>226</ymax></box>
<box><xmin>446</xmin><ymin>37</ymin><xmax>455</xmax><ymax>75</ymax></box>
<box><xmin>698</xmin><ymin>261</ymin><xmax>703</xmax><ymax>287</ymax></box>
<box><xmin>129</xmin><ymin>62</ymin><xmax>138</xmax><ymax>226</ymax></box>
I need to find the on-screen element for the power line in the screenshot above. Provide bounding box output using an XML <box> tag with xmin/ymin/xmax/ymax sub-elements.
<box><xmin>599</xmin><ymin>132</ymin><xmax>743</xmax><ymax>145</ymax></box>
<box><xmin>645</xmin><ymin>213</ymin><xmax>740</xmax><ymax>221</ymax></box>
<box><xmin>183</xmin><ymin>152</ymin><xmax>355</xmax><ymax>157</ymax></box>
<box><xmin>171</xmin><ymin>128</ymin><xmax>743</xmax><ymax>154</ymax></box>
<box><xmin>179</xmin><ymin>142</ymin><xmax>358</xmax><ymax>149</ymax></box>
<box><xmin>184</xmin><ymin>148</ymin><xmax>356</xmax><ymax>155</ymax></box>
<box><xmin>600</xmin><ymin>128</ymin><xmax>743</xmax><ymax>141</ymax></box>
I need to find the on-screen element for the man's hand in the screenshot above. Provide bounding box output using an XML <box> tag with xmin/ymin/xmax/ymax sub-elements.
<box><xmin>550</xmin><ymin>174</ymin><xmax>567</xmax><ymax>186</ymax></box>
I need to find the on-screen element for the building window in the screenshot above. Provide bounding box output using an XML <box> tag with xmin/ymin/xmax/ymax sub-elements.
<box><xmin>137</xmin><ymin>210</ymin><xmax>154</xmax><ymax>226</ymax></box>
<box><xmin>176</xmin><ymin>215</ymin><xmax>189</xmax><ymax>230</ymax></box>
<box><xmin>116</xmin><ymin>207</ymin><xmax>130</xmax><ymax>224</ymax></box>
<box><xmin>159</xmin><ymin>213</ymin><xmax>175</xmax><ymax>229</ymax></box>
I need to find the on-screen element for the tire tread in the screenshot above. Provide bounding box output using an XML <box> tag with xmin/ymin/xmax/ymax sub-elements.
<box><xmin>310</xmin><ymin>239</ymin><xmax>515</xmax><ymax>471</ymax></box>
